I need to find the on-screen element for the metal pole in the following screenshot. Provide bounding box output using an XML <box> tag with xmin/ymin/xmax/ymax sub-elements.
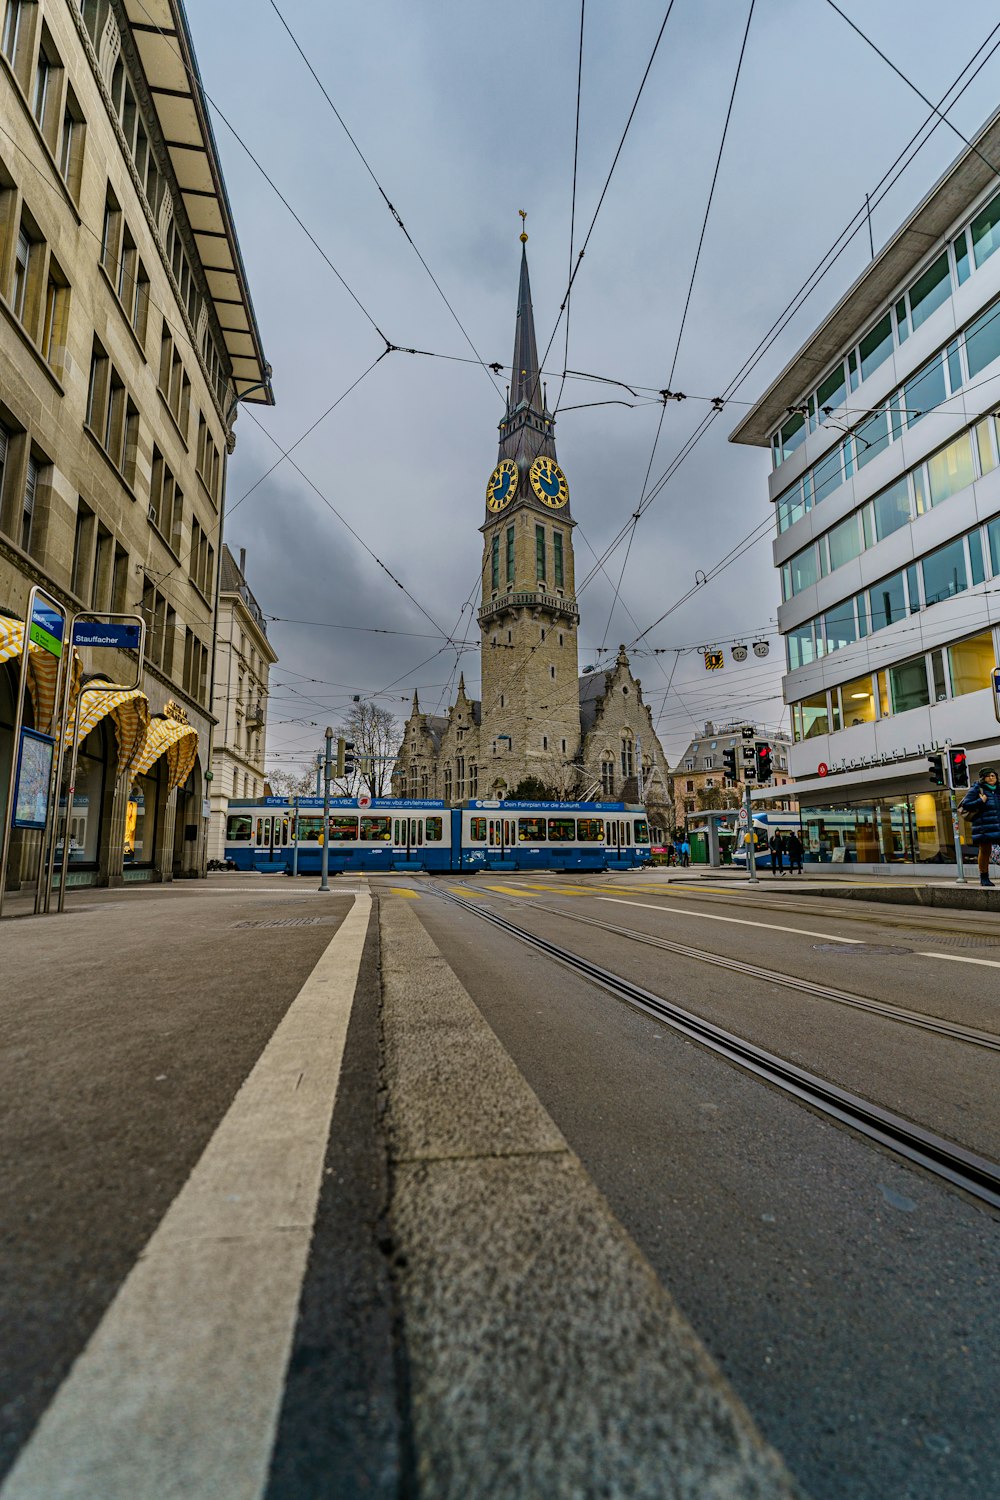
<box><xmin>56</xmin><ymin>688</ymin><xmax>87</xmax><ymax>914</ymax></box>
<box><xmin>40</xmin><ymin>634</ymin><xmax>78</xmax><ymax>913</ymax></box>
<box><xmin>292</xmin><ymin>795</ymin><xmax>300</xmax><ymax>877</ymax></box>
<box><xmin>945</xmin><ymin>748</ymin><xmax>967</xmax><ymax>885</ymax></box>
<box><xmin>319</xmin><ymin>728</ymin><xmax>332</xmax><ymax>892</ymax></box>
<box><xmin>0</xmin><ymin>587</ymin><xmax>42</xmax><ymax>920</ymax></box>
<box><xmin>744</xmin><ymin>783</ymin><xmax>758</xmax><ymax>884</ymax></box>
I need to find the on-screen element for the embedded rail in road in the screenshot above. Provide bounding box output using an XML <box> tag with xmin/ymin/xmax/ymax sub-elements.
<box><xmin>435</xmin><ymin>887</ymin><xmax>1000</xmax><ymax>1212</ymax></box>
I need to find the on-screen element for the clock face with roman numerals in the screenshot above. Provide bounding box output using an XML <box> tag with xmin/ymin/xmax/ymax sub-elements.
<box><xmin>529</xmin><ymin>456</ymin><xmax>569</xmax><ymax>508</ymax></box>
<box><xmin>486</xmin><ymin>460</ymin><xmax>518</xmax><ymax>512</ymax></box>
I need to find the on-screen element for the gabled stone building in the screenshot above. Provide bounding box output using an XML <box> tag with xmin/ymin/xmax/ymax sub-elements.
<box><xmin>392</xmin><ymin>235</ymin><xmax>671</xmax><ymax>829</ymax></box>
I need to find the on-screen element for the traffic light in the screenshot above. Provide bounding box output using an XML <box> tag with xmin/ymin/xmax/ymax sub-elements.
<box><xmin>928</xmin><ymin>752</ymin><xmax>945</xmax><ymax>786</ymax></box>
<box><xmin>722</xmin><ymin>748</ymin><xmax>738</xmax><ymax>784</ymax></box>
<box><xmin>336</xmin><ymin>737</ymin><xmax>356</xmax><ymax>777</ymax></box>
<box><xmin>754</xmin><ymin>742</ymin><xmax>773</xmax><ymax>783</ymax></box>
<box><xmin>949</xmin><ymin>746</ymin><xmax>969</xmax><ymax>788</ymax></box>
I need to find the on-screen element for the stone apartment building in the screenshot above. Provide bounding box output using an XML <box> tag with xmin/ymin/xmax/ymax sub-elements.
<box><xmin>391</xmin><ymin>236</ymin><xmax>672</xmax><ymax>832</ymax></box>
<box><xmin>0</xmin><ymin>0</ymin><xmax>270</xmax><ymax>887</ymax></box>
<box><xmin>673</xmin><ymin>720</ymin><xmax>794</xmax><ymax>831</ymax></box>
<box><xmin>207</xmin><ymin>544</ymin><xmax>275</xmax><ymax>861</ymax></box>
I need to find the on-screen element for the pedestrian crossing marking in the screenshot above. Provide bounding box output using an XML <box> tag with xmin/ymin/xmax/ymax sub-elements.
<box><xmin>388</xmin><ymin>887</ymin><xmax>422</xmax><ymax>898</ymax></box>
<box><xmin>483</xmin><ymin>884</ymin><xmax>533</xmax><ymax>895</ymax></box>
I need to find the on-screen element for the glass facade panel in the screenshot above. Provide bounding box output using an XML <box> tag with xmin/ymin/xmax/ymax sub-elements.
<box><xmin>964</xmin><ymin>295</ymin><xmax>1000</xmax><ymax>377</ymax></box>
<box><xmin>62</xmin><ymin>728</ymin><xmax>104</xmax><ymax>864</ymax></box>
<box><xmin>802</xmin><ymin>794</ymin><xmax>959</xmax><ymax>865</ymax></box>
<box><xmin>779</xmin><ymin>411</ymin><xmax>806</xmax><ymax>461</ymax></box>
<box><xmin>926</xmin><ymin>432</ymin><xmax>974</xmax><ymax>506</ymax></box>
<box><xmin>947</xmin><ymin>338</ymin><xmax>963</xmax><ymax>395</ymax></box>
<box><xmin>953</xmin><ymin>230</ymin><xmax>971</xmax><ymax>285</ymax></box>
<box><xmin>888</xmin><ymin>657</ymin><xmax>930</xmax><ymax>714</ymax></box>
<box><xmin>776</xmin><ymin>478</ymin><xmax>807</xmax><ymax>532</ymax></box>
<box><xmin>126</xmin><ymin>764</ymin><xmax>159</xmax><ymax>864</ymax></box>
<box><xmin>871</xmin><ymin>476</ymin><xmax>910</xmax><ymax>539</ymax></box>
<box><xmin>921</xmin><ymin>536</ymin><xmax>967</xmax><ymax>605</ymax></box>
<box><xmin>868</xmin><ymin>571</ymin><xmax>906</xmax><ymax>631</ymax></box>
<box><xmin>816</xmin><ymin>363</ymin><xmax>847</xmax><ymax>413</ymax></box>
<box><xmin>976</xmin><ymin>418</ymin><xmax>996</xmax><ymax>477</ymax></box>
<box><xmin>904</xmin><ymin>354</ymin><xmax>945</xmax><ymax>424</ymax></box>
<box><xmin>949</xmin><ymin>631</ymin><xmax>994</xmax><ymax>697</ymax></box>
<box><xmin>840</xmin><ymin>675</ymin><xmax>876</xmax><ymax>725</ymax></box>
<box><xmin>970</xmin><ymin>193</ymin><xmax>1000</xmax><ymax>269</ymax></box>
<box><xmin>811</xmin><ymin>444</ymin><xmax>844</xmax><ymax>505</ymax></box>
<box><xmin>789</xmin><ymin>545</ymin><xmax>818</xmax><ymax>596</ymax></box>
<box><xmin>908</xmin><ymin>251</ymin><xmax>950</xmax><ymax>329</ymax></box>
<box><xmin>855</xmin><ymin>591</ymin><xmax>869</xmax><ymax>637</ymax></box>
<box><xmin>800</xmin><ymin>693</ymin><xmax>829</xmax><ymax>739</ymax></box>
<box><xmin>855</xmin><ymin>408</ymin><xmax>889</xmax><ymax>468</ymax></box>
<box><xmin>827</xmin><ymin>513</ymin><xmax>861</xmax><ymax>570</ymax></box>
<box><xmin>989</xmin><ymin>515</ymin><xmax>1000</xmax><ymax>575</ymax></box>
<box><xmin>787</xmin><ymin>623</ymin><xmax>815</xmax><ymax>670</ymax></box>
<box><xmin>969</xmin><ymin>529</ymin><xmax>986</xmax><ymax>585</ymax></box>
<box><xmin>859</xmin><ymin>314</ymin><xmax>893</xmax><ymax>381</ymax></box>
<box><xmin>823</xmin><ymin>599</ymin><xmax>856</xmax><ymax>653</ymax></box>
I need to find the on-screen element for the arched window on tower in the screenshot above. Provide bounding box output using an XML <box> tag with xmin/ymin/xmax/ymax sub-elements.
<box><xmin>409</xmin><ymin>765</ymin><xmax>418</xmax><ymax>798</ymax></box>
<box><xmin>601</xmin><ymin>755</ymin><xmax>615</xmax><ymax>795</ymax></box>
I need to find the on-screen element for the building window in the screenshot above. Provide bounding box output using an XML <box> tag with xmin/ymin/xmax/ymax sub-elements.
<box><xmin>601</xmin><ymin>758</ymin><xmax>614</xmax><ymax>795</ymax></box>
<box><xmin>554</xmin><ymin>530</ymin><xmax>564</xmax><ymax>588</ymax></box>
<box><xmin>535</xmin><ymin>524</ymin><xmax>545</xmax><ymax>581</ymax></box>
<box><xmin>20</xmin><ymin>454</ymin><xmax>38</xmax><ymax>554</ymax></box>
<box><xmin>491</xmin><ymin>533</ymin><xmax>499</xmax><ymax>591</ymax></box>
<box><xmin>506</xmin><ymin>524</ymin><xmax>514</xmax><ymax>584</ymax></box>
<box><xmin>40</xmin><ymin>261</ymin><xmax>68</xmax><ymax>371</ymax></box>
<box><xmin>11</xmin><ymin>225</ymin><xmax>32</xmax><ymax>323</ymax></box>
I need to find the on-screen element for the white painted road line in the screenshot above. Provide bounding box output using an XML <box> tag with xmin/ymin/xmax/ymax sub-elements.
<box><xmin>1</xmin><ymin>893</ymin><xmax>372</xmax><ymax>1500</ymax></box>
<box><xmin>596</xmin><ymin>897</ymin><xmax>863</xmax><ymax>945</ymax></box>
<box><xmin>917</xmin><ymin>951</ymin><xmax>1000</xmax><ymax>969</ymax></box>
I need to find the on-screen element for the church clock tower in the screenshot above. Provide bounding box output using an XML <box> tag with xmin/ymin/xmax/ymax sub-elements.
<box><xmin>477</xmin><ymin>226</ymin><xmax>582</xmax><ymax>795</ymax></box>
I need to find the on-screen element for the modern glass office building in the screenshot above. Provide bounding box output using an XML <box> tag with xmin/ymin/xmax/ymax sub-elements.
<box><xmin>731</xmin><ymin>107</ymin><xmax>1000</xmax><ymax>869</ymax></box>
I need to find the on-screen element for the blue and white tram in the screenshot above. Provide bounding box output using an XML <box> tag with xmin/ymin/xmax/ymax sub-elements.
<box><xmin>223</xmin><ymin>797</ymin><xmax>652</xmax><ymax>874</ymax></box>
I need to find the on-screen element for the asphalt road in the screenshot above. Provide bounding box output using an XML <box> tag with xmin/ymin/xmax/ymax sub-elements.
<box><xmin>394</xmin><ymin>872</ymin><xmax>1000</xmax><ymax>1500</ymax></box>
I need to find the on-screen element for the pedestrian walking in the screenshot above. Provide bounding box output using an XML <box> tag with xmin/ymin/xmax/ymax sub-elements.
<box><xmin>959</xmin><ymin>767</ymin><xmax>1000</xmax><ymax>886</ymax></box>
<box><xmin>680</xmin><ymin>838</ymin><xmax>691</xmax><ymax>868</ymax></box>
<box><xmin>769</xmin><ymin>831</ymin><xmax>785</xmax><ymax>876</ymax></box>
<box><xmin>786</xmin><ymin>831</ymin><xmax>804</xmax><ymax>874</ymax></box>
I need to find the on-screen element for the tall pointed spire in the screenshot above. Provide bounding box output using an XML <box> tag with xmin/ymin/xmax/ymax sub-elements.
<box><xmin>509</xmin><ymin>240</ymin><xmax>541</xmax><ymax>417</ymax></box>
<box><xmin>496</xmin><ymin>220</ymin><xmax>559</xmax><ymax>491</ymax></box>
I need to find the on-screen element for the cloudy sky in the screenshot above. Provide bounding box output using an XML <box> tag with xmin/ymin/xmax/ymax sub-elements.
<box><xmin>185</xmin><ymin>0</ymin><xmax>1000</xmax><ymax>771</ymax></box>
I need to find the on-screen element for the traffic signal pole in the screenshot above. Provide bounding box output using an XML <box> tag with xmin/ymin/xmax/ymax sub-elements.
<box><xmin>744</xmin><ymin>783</ymin><xmax>758</xmax><ymax>884</ymax></box>
<box><xmin>319</xmin><ymin>727</ymin><xmax>333</xmax><ymax>893</ymax></box>
<box><xmin>944</xmin><ymin>749</ymin><xmax>967</xmax><ymax>885</ymax></box>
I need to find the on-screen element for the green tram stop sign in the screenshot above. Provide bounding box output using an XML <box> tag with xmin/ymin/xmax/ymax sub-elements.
<box><xmin>28</xmin><ymin>599</ymin><xmax>65</xmax><ymax>658</ymax></box>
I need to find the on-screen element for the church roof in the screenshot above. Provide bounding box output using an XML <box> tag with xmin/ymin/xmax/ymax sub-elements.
<box><xmin>578</xmin><ymin>669</ymin><xmax>611</xmax><ymax>734</ymax></box>
<box><xmin>423</xmin><ymin>715</ymin><xmax>449</xmax><ymax>750</ymax></box>
<box><xmin>510</xmin><ymin>245</ymin><xmax>542</xmax><ymax>417</ymax></box>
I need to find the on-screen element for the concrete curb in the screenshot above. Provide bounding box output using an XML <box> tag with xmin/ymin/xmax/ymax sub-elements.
<box><xmin>379</xmin><ymin>895</ymin><xmax>805</xmax><ymax>1500</ymax></box>
<box><xmin>777</xmin><ymin>883</ymin><xmax>1000</xmax><ymax>911</ymax></box>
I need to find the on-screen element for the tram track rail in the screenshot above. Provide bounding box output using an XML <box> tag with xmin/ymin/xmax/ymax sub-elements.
<box><xmin>433</xmin><ymin>886</ymin><xmax>1000</xmax><ymax>1212</ymax></box>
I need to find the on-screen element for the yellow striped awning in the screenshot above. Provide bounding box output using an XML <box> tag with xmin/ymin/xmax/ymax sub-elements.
<box><xmin>132</xmin><ymin>716</ymin><xmax>199</xmax><ymax>793</ymax></box>
<box><xmin>0</xmin><ymin>616</ymin><xmax>82</xmax><ymax>736</ymax></box>
<box><xmin>66</xmin><ymin>686</ymin><xmax>150</xmax><ymax>776</ymax></box>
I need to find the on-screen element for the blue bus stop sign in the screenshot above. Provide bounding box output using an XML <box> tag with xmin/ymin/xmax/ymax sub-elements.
<box><xmin>72</xmin><ymin>621</ymin><xmax>142</xmax><ymax>650</ymax></box>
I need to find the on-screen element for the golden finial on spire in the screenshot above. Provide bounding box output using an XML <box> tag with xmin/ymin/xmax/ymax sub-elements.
<box><xmin>519</xmin><ymin>209</ymin><xmax>528</xmax><ymax>244</ymax></box>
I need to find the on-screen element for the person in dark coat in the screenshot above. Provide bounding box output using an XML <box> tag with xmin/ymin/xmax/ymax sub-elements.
<box><xmin>786</xmin><ymin>831</ymin><xmax>804</xmax><ymax>874</ymax></box>
<box><xmin>768</xmin><ymin>831</ymin><xmax>785</xmax><ymax>876</ymax></box>
<box><xmin>959</xmin><ymin>767</ymin><xmax>1000</xmax><ymax>886</ymax></box>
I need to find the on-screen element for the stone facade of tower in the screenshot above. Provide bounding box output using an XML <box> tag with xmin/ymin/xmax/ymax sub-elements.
<box><xmin>391</xmin><ymin>241</ymin><xmax>671</xmax><ymax>823</ymax></box>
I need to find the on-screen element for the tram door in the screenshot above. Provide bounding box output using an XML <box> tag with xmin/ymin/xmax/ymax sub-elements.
<box><xmin>393</xmin><ymin>817</ymin><xmax>424</xmax><ymax>856</ymax></box>
<box><xmin>253</xmin><ymin>815</ymin><xmax>285</xmax><ymax>858</ymax></box>
<box><xmin>607</xmin><ymin>818</ymin><xmax>623</xmax><ymax>856</ymax></box>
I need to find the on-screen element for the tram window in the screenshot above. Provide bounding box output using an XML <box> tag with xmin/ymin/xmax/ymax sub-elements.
<box><xmin>409</xmin><ymin>819</ymin><xmax>423</xmax><ymax>846</ymax></box>
<box><xmin>504</xmin><ymin>819</ymin><xmax>513</xmax><ymax>846</ymax></box>
<box><xmin>330</xmin><ymin>816</ymin><xmax>358</xmax><ymax>842</ymax></box>
<box><xmin>634</xmin><ymin>819</ymin><xmax>650</xmax><ymax>844</ymax></box>
<box><xmin>254</xmin><ymin>817</ymin><xmax>267</xmax><ymax>844</ymax></box>
<box><xmin>226</xmin><ymin>814</ymin><xmax>252</xmax><ymax>842</ymax></box>
<box><xmin>360</xmin><ymin>816</ymin><xmax>392</xmax><ymax>842</ymax></box>
<box><xmin>280</xmin><ymin>818</ymin><xmax>290</xmax><ymax>844</ymax></box>
<box><xmin>299</xmin><ymin>817</ymin><xmax>322</xmax><ymax>842</ymax></box>
<box><xmin>578</xmin><ymin>817</ymin><xmax>604</xmax><ymax>842</ymax></box>
<box><xmin>606</xmin><ymin>821</ymin><xmax>620</xmax><ymax>845</ymax></box>
<box><xmin>548</xmin><ymin>818</ymin><xmax>575</xmax><ymax>842</ymax></box>
<box><xmin>518</xmin><ymin>816</ymin><xmax>546</xmax><ymax>842</ymax></box>
<box><xmin>469</xmin><ymin>817</ymin><xmax>487</xmax><ymax>842</ymax></box>
<box><xmin>425</xmin><ymin>816</ymin><xmax>443</xmax><ymax>841</ymax></box>
<box><xmin>393</xmin><ymin>819</ymin><xmax>401</xmax><ymax>843</ymax></box>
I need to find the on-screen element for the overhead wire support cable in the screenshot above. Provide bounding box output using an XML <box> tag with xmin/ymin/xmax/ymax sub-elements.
<box><xmin>265</xmin><ymin>0</ymin><xmax>503</xmax><ymax>400</ymax></box>
<box><xmin>555</xmin><ymin>0</ymin><xmax>587</xmax><ymax>416</ymax></box>
<box><xmin>576</xmin><ymin>20</ymin><xmax>1000</xmax><ymax>604</ymax></box>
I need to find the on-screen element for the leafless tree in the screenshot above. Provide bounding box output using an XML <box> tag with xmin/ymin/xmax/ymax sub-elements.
<box><xmin>265</xmin><ymin>767</ymin><xmax>317</xmax><ymax>798</ymax></box>
<box><xmin>339</xmin><ymin>700</ymin><xmax>401</xmax><ymax>797</ymax></box>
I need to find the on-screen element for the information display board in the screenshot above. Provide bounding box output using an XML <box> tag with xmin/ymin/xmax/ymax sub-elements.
<box><xmin>11</xmin><ymin>729</ymin><xmax>55</xmax><ymax>829</ymax></box>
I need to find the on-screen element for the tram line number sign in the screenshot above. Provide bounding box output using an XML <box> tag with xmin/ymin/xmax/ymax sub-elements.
<box><xmin>28</xmin><ymin>598</ymin><xmax>65</xmax><ymax>658</ymax></box>
<box><xmin>993</xmin><ymin>666</ymin><xmax>1000</xmax><ymax>723</ymax></box>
